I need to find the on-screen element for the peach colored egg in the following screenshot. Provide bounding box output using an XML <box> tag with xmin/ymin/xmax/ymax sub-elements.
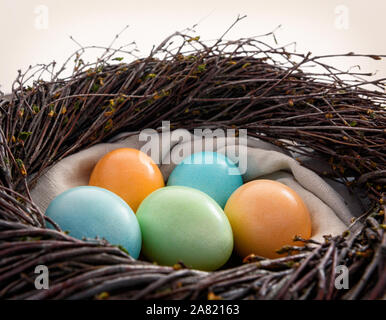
<box><xmin>89</xmin><ymin>148</ymin><xmax>164</xmax><ymax>212</ymax></box>
<box><xmin>224</xmin><ymin>179</ymin><xmax>312</xmax><ymax>259</ymax></box>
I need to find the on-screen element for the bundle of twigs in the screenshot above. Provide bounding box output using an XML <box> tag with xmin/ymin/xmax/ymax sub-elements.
<box><xmin>0</xmin><ymin>19</ymin><xmax>385</xmax><ymax>299</ymax></box>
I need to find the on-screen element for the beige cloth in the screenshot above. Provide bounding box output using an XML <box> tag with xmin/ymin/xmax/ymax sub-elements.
<box><xmin>31</xmin><ymin>129</ymin><xmax>358</xmax><ymax>243</ymax></box>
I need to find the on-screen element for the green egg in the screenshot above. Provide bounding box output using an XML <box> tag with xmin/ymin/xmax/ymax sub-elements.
<box><xmin>136</xmin><ymin>186</ymin><xmax>234</xmax><ymax>271</ymax></box>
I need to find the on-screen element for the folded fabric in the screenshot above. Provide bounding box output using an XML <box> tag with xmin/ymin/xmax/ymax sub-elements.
<box><xmin>30</xmin><ymin>129</ymin><xmax>361</xmax><ymax>243</ymax></box>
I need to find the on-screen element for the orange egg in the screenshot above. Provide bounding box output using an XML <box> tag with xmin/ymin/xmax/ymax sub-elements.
<box><xmin>89</xmin><ymin>148</ymin><xmax>164</xmax><ymax>212</ymax></box>
<box><xmin>224</xmin><ymin>180</ymin><xmax>312</xmax><ymax>259</ymax></box>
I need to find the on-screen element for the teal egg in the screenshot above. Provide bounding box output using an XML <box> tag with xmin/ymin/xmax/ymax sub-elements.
<box><xmin>136</xmin><ymin>186</ymin><xmax>234</xmax><ymax>271</ymax></box>
<box><xmin>45</xmin><ymin>186</ymin><xmax>142</xmax><ymax>258</ymax></box>
<box><xmin>167</xmin><ymin>151</ymin><xmax>243</xmax><ymax>208</ymax></box>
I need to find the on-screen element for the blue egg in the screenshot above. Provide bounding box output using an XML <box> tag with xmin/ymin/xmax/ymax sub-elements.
<box><xmin>167</xmin><ymin>152</ymin><xmax>243</xmax><ymax>208</ymax></box>
<box><xmin>45</xmin><ymin>186</ymin><xmax>142</xmax><ymax>259</ymax></box>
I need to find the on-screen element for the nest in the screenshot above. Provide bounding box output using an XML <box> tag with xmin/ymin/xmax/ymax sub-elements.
<box><xmin>0</xmin><ymin>21</ymin><xmax>385</xmax><ymax>300</ymax></box>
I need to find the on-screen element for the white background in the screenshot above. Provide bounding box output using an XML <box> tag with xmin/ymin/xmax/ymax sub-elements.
<box><xmin>0</xmin><ymin>0</ymin><xmax>385</xmax><ymax>93</ymax></box>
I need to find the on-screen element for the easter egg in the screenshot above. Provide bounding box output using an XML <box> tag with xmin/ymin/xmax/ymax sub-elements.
<box><xmin>167</xmin><ymin>151</ymin><xmax>243</xmax><ymax>208</ymax></box>
<box><xmin>89</xmin><ymin>148</ymin><xmax>164</xmax><ymax>211</ymax></box>
<box><xmin>224</xmin><ymin>180</ymin><xmax>312</xmax><ymax>259</ymax></box>
<box><xmin>136</xmin><ymin>186</ymin><xmax>234</xmax><ymax>271</ymax></box>
<box><xmin>45</xmin><ymin>186</ymin><xmax>142</xmax><ymax>259</ymax></box>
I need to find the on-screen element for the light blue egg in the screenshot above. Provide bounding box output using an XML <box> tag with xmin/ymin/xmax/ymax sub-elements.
<box><xmin>167</xmin><ymin>151</ymin><xmax>243</xmax><ymax>208</ymax></box>
<box><xmin>45</xmin><ymin>186</ymin><xmax>142</xmax><ymax>259</ymax></box>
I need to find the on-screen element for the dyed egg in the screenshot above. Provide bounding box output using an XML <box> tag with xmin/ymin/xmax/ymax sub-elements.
<box><xmin>167</xmin><ymin>152</ymin><xmax>243</xmax><ymax>208</ymax></box>
<box><xmin>224</xmin><ymin>180</ymin><xmax>312</xmax><ymax>259</ymax></box>
<box><xmin>136</xmin><ymin>186</ymin><xmax>234</xmax><ymax>271</ymax></box>
<box><xmin>45</xmin><ymin>186</ymin><xmax>142</xmax><ymax>258</ymax></box>
<box><xmin>89</xmin><ymin>148</ymin><xmax>164</xmax><ymax>212</ymax></box>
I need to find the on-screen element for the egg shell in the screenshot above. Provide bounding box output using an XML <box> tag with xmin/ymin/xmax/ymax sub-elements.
<box><xmin>136</xmin><ymin>186</ymin><xmax>234</xmax><ymax>271</ymax></box>
<box><xmin>45</xmin><ymin>186</ymin><xmax>142</xmax><ymax>259</ymax></box>
<box><xmin>224</xmin><ymin>180</ymin><xmax>312</xmax><ymax>259</ymax></box>
<box><xmin>89</xmin><ymin>148</ymin><xmax>164</xmax><ymax>212</ymax></box>
<box><xmin>167</xmin><ymin>151</ymin><xmax>243</xmax><ymax>208</ymax></box>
